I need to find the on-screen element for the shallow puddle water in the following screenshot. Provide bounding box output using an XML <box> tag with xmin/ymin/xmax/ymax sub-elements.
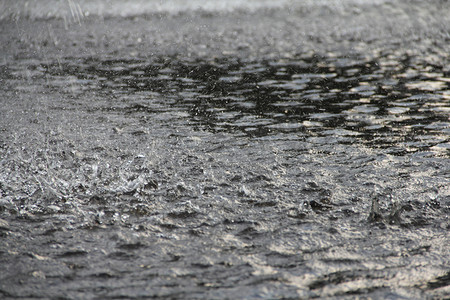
<box><xmin>0</xmin><ymin>1</ymin><xmax>449</xmax><ymax>299</ymax></box>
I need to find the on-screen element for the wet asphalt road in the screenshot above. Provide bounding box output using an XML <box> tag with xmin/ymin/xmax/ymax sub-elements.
<box><xmin>0</xmin><ymin>1</ymin><xmax>449</xmax><ymax>299</ymax></box>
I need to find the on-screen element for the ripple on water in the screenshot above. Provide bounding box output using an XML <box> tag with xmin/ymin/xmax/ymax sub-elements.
<box><xmin>1</xmin><ymin>49</ymin><xmax>449</xmax><ymax>299</ymax></box>
<box><xmin>19</xmin><ymin>54</ymin><xmax>447</xmax><ymax>155</ymax></box>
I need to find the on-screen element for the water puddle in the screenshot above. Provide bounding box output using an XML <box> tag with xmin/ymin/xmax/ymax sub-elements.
<box><xmin>1</xmin><ymin>3</ymin><xmax>449</xmax><ymax>298</ymax></box>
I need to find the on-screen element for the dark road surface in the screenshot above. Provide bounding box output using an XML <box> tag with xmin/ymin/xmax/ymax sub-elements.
<box><xmin>1</xmin><ymin>1</ymin><xmax>449</xmax><ymax>298</ymax></box>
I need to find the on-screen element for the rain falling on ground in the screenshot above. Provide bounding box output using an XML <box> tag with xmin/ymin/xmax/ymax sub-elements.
<box><xmin>0</xmin><ymin>0</ymin><xmax>449</xmax><ymax>298</ymax></box>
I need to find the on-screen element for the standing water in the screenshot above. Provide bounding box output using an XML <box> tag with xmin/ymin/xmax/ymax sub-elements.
<box><xmin>0</xmin><ymin>0</ymin><xmax>449</xmax><ymax>298</ymax></box>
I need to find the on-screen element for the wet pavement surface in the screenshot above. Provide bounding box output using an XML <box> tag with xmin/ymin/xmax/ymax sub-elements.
<box><xmin>1</xmin><ymin>1</ymin><xmax>449</xmax><ymax>299</ymax></box>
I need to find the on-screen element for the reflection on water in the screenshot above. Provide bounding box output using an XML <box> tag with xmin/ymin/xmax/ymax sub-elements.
<box><xmin>1</xmin><ymin>52</ymin><xmax>449</xmax><ymax>299</ymax></box>
<box><xmin>22</xmin><ymin>53</ymin><xmax>450</xmax><ymax>156</ymax></box>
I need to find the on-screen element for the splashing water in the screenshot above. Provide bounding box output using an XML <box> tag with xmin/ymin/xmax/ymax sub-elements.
<box><xmin>0</xmin><ymin>1</ymin><xmax>449</xmax><ymax>299</ymax></box>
